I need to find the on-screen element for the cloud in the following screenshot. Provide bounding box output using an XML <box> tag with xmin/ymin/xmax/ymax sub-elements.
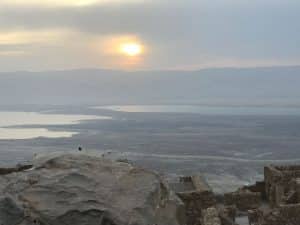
<box><xmin>0</xmin><ymin>50</ymin><xmax>26</xmax><ymax>56</ymax></box>
<box><xmin>0</xmin><ymin>30</ymin><xmax>71</xmax><ymax>45</ymax></box>
<box><xmin>0</xmin><ymin>0</ymin><xmax>145</xmax><ymax>7</ymax></box>
<box><xmin>0</xmin><ymin>0</ymin><xmax>299</xmax><ymax>71</ymax></box>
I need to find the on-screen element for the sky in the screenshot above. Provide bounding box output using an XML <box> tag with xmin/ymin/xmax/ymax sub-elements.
<box><xmin>0</xmin><ymin>0</ymin><xmax>299</xmax><ymax>71</ymax></box>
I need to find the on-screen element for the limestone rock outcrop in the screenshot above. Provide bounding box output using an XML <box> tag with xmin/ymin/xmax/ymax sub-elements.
<box><xmin>0</xmin><ymin>153</ymin><xmax>185</xmax><ymax>225</ymax></box>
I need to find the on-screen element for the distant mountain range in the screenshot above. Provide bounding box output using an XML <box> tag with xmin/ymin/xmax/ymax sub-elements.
<box><xmin>0</xmin><ymin>66</ymin><xmax>299</xmax><ymax>106</ymax></box>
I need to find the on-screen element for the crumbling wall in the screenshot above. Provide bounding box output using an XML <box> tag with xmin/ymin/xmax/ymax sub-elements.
<box><xmin>264</xmin><ymin>166</ymin><xmax>282</xmax><ymax>206</ymax></box>
<box><xmin>242</xmin><ymin>181</ymin><xmax>266</xmax><ymax>200</ymax></box>
<box><xmin>176</xmin><ymin>165</ymin><xmax>300</xmax><ymax>225</ymax></box>
<box><xmin>248</xmin><ymin>209</ymin><xmax>261</xmax><ymax>225</ymax></box>
<box><xmin>264</xmin><ymin>165</ymin><xmax>300</xmax><ymax>207</ymax></box>
<box><xmin>178</xmin><ymin>191</ymin><xmax>216</xmax><ymax>225</ymax></box>
<box><xmin>296</xmin><ymin>179</ymin><xmax>300</xmax><ymax>203</ymax></box>
<box><xmin>224</xmin><ymin>190</ymin><xmax>261</xmax><ymax>211</ymax></box>
<box><xmin>257</xmin><ymin>204</ymin><xmax>300</xmax><ymax>225</ymax></box>
<box><xmin>201</xmin><ymin>207</ymin><xmax>221</xmax><ymax>225</ymax></box>
<box><xmin>278</xmin><ymin>204</ymin><xmax>300</xmax><ymax>225</ymax></box>
<box><xmin>175</xmin><ymin>175</ymin><xmax>217</xmax><ymax>225</ymax></box>
<box><xmin>219</xmin><ymin>206</ymin><xmax>236</xmax><ymax>225</ymax></box>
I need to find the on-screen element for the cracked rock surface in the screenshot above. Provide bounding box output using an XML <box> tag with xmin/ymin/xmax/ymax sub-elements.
<box><xmin>0</xmin><ymin>153</ymin><xmax>185</xmax><ymax>225</ymax></box>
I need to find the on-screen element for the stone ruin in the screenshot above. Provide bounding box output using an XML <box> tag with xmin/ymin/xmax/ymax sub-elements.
<box><xmin>258</xmin><ymin>165</ymin><xmax>300</xmax><ymax>225</ymax></box>
<box><xmin>170</xmin><ymin>175</ymin><xmax>217</xmax><ymax>225</ymax></box>
<box><xmin>171</xmin><ymin>165</ymin><xmax>300</xmax><ymax>225</ymax></box>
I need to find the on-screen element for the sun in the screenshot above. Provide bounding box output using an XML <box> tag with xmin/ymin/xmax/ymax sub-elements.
<box><xmin>120</xmin><ymin>43</ymin><xmax>142</xmax><ymax>57</ymax></box>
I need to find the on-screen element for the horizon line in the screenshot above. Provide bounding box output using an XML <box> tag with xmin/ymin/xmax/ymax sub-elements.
<box><xmin>1</xmin><ymin>64</ymin><xmax>300</xmax><ymax>74</ymax></box>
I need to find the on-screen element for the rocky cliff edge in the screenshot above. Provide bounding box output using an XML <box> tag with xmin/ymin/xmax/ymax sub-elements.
<box><xmin>0</xmin><ymin>153</ymin><xmax>185</xmax><ymax>225</ymax></box>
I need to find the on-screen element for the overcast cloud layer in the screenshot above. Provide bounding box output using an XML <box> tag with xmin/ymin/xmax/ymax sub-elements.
<box><xmin>0</xmin><ymin>0</ymin><xmax>299</xmax><ymax>71</ymax></box>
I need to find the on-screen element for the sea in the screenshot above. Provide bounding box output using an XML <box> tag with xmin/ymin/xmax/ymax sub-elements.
<box><xmin>1</xmin><ymin>104</ymin><xmax>300</xmax><ymax>193</ymax></box>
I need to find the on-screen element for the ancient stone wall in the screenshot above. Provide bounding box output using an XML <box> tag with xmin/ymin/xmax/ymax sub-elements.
<box><xmin>275</xmin><ymin>165</ymin><xmax>300</xmax><ymax>171</ymax></box>
<box><xmin>264</xmin><ymin>166</ymin><xmax>281</xmax><ymax>206</ymax></box>
<box><xmin>242</xmin><ymin>181</ymin><xmax>266</xmax><ymax>199</ymax></box>
<box><xmin>295</xmin><ymin>179</ymin><xmax>300</xmax><ymax>203</ymax></box>
<box><xmin>257</xmin><ymin>204</ymin><xmax>300</xmax><ymax>225</ymax></box>
<box><xmin>264</xmin><ymin>165</ymin><xmax>300</xmax><ymax>207</ymax></box>
<box><xmin>201</xmin><ymin>207</ymin><xmax>221</xmax><ymax>225</ymax></box>
<box><xmin>224</xmin><ymin>190</ymin><xmax>261</xmax><ymax>211</ymax></box>
<box><xmin>219</xmin><ymin>206</ymin><xmax>236</xmax><ymax>225</ymax></box>
<box><xmin>174</xmin><ymin>175</ymin><xmax>217</xmax><ymax>225</ymax></box>
<box><xmin>178</xmin><ymin>191</ymin><xmax>216</xmax><ymax>225</ymax></box>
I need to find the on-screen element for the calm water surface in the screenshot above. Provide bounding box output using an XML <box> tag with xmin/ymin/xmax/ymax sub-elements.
<box><xmin>97</xmin><ymin>105</ymin><xmax>300</xmax><ymax>115</ymax></box>
<box><xmin>0</xmin><ymin>111</ymin><xmax>111</xmax><ymax>140</ymax></box>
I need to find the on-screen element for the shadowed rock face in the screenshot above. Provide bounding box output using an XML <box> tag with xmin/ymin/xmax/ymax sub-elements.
<box><xmin>0</xmin><ymin>197</ymin><xmax>24</xmax><ymax>225</ymax></box>
<box><xmin>0</xmin><ymin>153</ymin><xmax>185</xmax><ymax>225</ymax></box>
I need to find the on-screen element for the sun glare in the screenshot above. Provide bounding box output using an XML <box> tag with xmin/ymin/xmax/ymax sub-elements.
<box><xmin>120</xmin><ymin>43</ymin><xmax>142</xmax><ymax>57</ymax></box>
<box><xmin>98</xmin><ymin>35</ymin><xmax>146</xmax><ymax>68</ymax></box>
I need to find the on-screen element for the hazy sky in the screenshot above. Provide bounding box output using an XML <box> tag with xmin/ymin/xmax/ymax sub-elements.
<box><xmin>0</xmin><ymin>0</ymin><xmax>299</xmax><ymax>71</ymax></box>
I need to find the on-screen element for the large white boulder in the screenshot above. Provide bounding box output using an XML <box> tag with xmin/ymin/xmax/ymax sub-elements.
<box><xmin>0</xmin><ymin>153</ymin><xmax>185</xmax><ymax>225</ymax></box>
